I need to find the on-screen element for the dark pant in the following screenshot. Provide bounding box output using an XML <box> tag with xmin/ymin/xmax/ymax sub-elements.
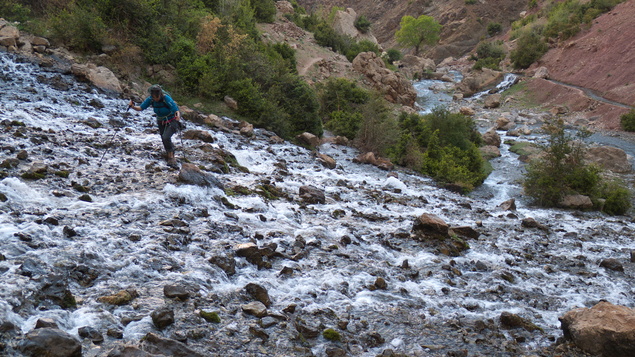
<box><xmin>158</xmin><ymin>119</ymin><xmax>180</xmax><ymax>153</ymax></box>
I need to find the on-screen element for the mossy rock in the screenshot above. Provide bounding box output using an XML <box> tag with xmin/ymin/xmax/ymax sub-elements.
<box><xmin>0</xmin><ymin>192</ymin><xmax>7</xmax><ymax>202</ymax></box>
<box><xmin>508</xmin><ymin>141</ymin><xmax>540</xmax><ymax>157</ymax></box>
<box><xmin>55</xmin><ymin>170</ymin><xmax>70</xmax><ymax>178</ymax></box>
<box><xmin>21</xmin><ymin>172</ymin><xmax>46</xmax><ymax>180</ymax></box>
<box><xmin>322</xmin><ymin>328</ymin><xmax>341</xmax><ymax>341</ymax></box>
<box><xmin>200</xmin><ymin>310</ymin><xmax>221</xmax><ymax>323</ymax></box>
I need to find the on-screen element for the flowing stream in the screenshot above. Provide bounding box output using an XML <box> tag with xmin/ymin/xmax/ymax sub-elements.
<box><xmin>1</xmin><ymin>53</ymin><xmax>635</xmax><ymax>356</ymax></box>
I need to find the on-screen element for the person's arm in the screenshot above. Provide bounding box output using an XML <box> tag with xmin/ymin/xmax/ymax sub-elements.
<box><xmin>130</xmin><ymin>97</ymin><xmax>151</xmax><ymax>111</ymax></box>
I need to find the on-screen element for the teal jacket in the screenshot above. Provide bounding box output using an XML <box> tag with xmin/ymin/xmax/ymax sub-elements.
<box><xmin>140</xmin><ymin>94</ymin><xmax>179</xmax><ymax>121</ymax></box>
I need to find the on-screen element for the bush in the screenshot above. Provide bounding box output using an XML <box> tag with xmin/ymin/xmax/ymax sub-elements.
<box><xmin>385</xmin><ymin>48</ymin><xmax>402</xmax><ymax>65</ymax></box>
<box><xmin>510</xmin><ymin>29</ymin><xmax>548</xmax><ymax>69</ymax></box>
<box><xmin>389</xmin><ymin>109</ymin><xmax>487</xmax><ymax>191</ymax></box>
<box><xmin>48</xmin><ymin>6</ymin><xmax>108</xmax><ymax>52</ymax></box>
<box><xmin>473</xmin><ymin>41</ymin><xmax>505</xmax><ymax>70</ymax></box>
<box><xmin>620</xmin><ymin>109</ymin><xmax>635</xmax><ymax>132</ymax></box>
<box><xmin>252</xmin><ymin>0</ymin><xmax>276</xmax><ymax>23</ymax></box>
<box><xmin>346</xmin><ymin>40</ymin><xmax>380</xmax><ymax>62</ymax></box>
<box><xmin>354</xmin><ymin>15</ymin><xmax>371</xmax><ymax>33</ymax></box>
<box><xmin>522</xmin><ymin>119</ymin><xmax>630</xmax><ymax>214</ymax></box>
<box><xmin>487</xmin><ymin>22</ymin><xmax>502</xmax><ymax>36</ymax></box>
<box><xmin>325</xmin><ymin>110</ymin><xmax>363</xmax><ymax>139</ymax></box>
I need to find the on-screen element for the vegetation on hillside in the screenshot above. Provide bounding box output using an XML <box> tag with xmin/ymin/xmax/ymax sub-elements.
<box><xmin>523</xmin><ymin>119</ymin><xmax>631</xmax><ymax>215</ymax></box>
<box><xmin>395</xmin><ymin>15</ymin><xmax>441</xmax><ymax>56</ymax></box>
<box><xmin>510</xmin><ymin>0</ymin><xmax>626</xmax><ymax>69</ymax></box>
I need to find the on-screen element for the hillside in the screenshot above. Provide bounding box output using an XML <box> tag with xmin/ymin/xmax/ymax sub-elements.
<box><xmin>524</xmin><ymin>0</ymin><xmax>635</xmax><ymax>129</ymax></box>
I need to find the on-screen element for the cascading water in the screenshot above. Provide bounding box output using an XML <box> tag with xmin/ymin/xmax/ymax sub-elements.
<box><xmin>1</xmin><ymin>52</ymin><xmax>634</xmax><ymax>356</ymax></box>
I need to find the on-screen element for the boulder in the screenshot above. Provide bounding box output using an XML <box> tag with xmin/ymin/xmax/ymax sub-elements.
<box><xmin>71</xmin><ymin>63</ymin><xmax>122</xmax><ymax>93</ymax></box>
<box><xmin>317</xmin><ymin>153</ymin><xmax>337</xmax><ymax>169</ymax></box>
<box><xmin>484</xmin><ymin>94</ymin><xmax>502</xmax><ymax>109</ymax></box>
<box><xmin>352</xmin><ymin>51</ymin><xmax>416</xmax><ymax>106</ymax></box>
<box><xmin>459</xmin><ymin>107</ymin><xmax>476</xmax><ymax>116</ymax></box>
<box><xmin>533</xmin><ymin>66</ymin><xmax>550</xmax><ymax>79</ymax></box>
<box><xmin>457</xmin><ymin>68</ymin><xmax>504</xmax><ymax>97</ymax></box>
<box><xmin>182</xmin><ymin>130</ymin><xmax>214</xmax><ymax>143</ymax></box>
<box><xmin>412</xmin><ymin>213</ymin><xmax>449</xmax><ymax>238</ymax></box>
<box><xmin>353</xmin><ymin>152</ymin><xmax>394</xmax><ymax>171</ymax></box>
<box><xmin>479</xmin><ymin>145</ymin><xmax>501</xmax><ymax>159</ymax></box>
<box><xmin>242</xmin><ymin>301</ymin><xmax>268</xmax><ymax>318</ymax></box>
<box><xmin>560</xmin><ymin>301</ymin><xmax>635</xmax><ymax>356</ymax></box>
<box><xmin>397</xmin><ymin>54</ymin><xmax>436</xmax><ymax>80</ymax></box>
<box><xmin>482</xmin><ymin>127</ymin><xmax>501</xmax><ymax>147</ymax></box>
<box><xmin>299</xmin><ymin>185</ymin><xmax>326</xmax><ymax>204</ymax></box>
<box><xmin>559</xmin><ymin>194</ymin><xmax>593</xmax><ymax>210</ymax></box>
<box><xmin>585</xmin><ymin>146</ymin><xmax>632</xmax><ymax>173</ymax></box>
<box><xmin>19</xmin><ymin>328</ymin><xmax>82</xmax><ymax>357</ymax></box>
<box><xmin>296</xmin><ymin>132</ymin><xmax>320</xmax><ymax>148</ymax></box>
<box><xmin>177</xmin><ymin>163</ymin><xmax>223</xmax><ymax>189</ymax></box>
<box><xmin>141</xmin><ymin>333</ymin><xmax>205</xmax><ymax>357</ymax></box>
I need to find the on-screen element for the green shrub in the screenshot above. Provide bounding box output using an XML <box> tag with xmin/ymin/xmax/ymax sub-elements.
<box><xmin>487</xmin><ymin>22</ymin><xmax>502</xmax><ymax>36</ymax></box>
<box><xmin>385</xmin><ymin>48</ymin><xmax>403</xmax><ymax>64</ymax></box>
<box><xmin>600</xmin><ymin>180</ymin><xmax>632</xmax><ymax>215</ymax></box>
<box><xmin>389</xmin><ymin>109</ymin><xmax>487</xmax><ymax>192</ymax></box>
<box><xmin>473</xmin><ymin>41</ymin><xmax>505</xmax><ymax>70</ymax></box>
<box><xmin>510</xmin><ymin>29</ymin><xmax>548</xmax><ymax>69</ymax></box>
<box><xmin>521</xmin><ymin>119</ymin><xmax>629</xmax><ymax>210</ymax></box>
<box><xmin>465</xmin><ymin>0</ymin><xmax>477</xmax><ymax>4</ymax></box>
<box><xmin>354</xmin><ymin>15</ymin><xmax>371</xmax><ymax>33</ymax></box>
<box><xmin>346</xmin><ymin>40</ymin><xmax>380</xmax><ymax>62</ymax></box>
<box><xmin>252</xmin><ymin>0</ymin><xmax>276</xmax><ymax>23</ymax></box>
<box><xmin>48</xmin><ymin>6</ymin><xmax>108</xmax><ymax>52</ymax></box>
<box><xmin>620</xmin><ymin>110</ymin><xmax>635</xmax><ymax>132</ymax></box>
<box><xmin>0</xmin><ymin>1</ymin><xmax>31</xmax><ymax>23</ymax></box>
<box><xmin>323</xmin><ymin>328</ymin><xmax>341</xmax><ymax>341</ymax></box>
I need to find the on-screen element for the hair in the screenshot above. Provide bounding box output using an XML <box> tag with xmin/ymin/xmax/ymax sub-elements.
<box><xmin>148</xmin><ymin>84</ymin><xmax>163</xmax><ymax>96</ymax></box>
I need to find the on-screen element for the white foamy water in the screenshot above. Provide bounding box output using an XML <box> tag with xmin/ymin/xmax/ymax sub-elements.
<box><xmin>1</xmin><ymin>52</ymin><xmax>634</xmax><ymax>356</ymax></box>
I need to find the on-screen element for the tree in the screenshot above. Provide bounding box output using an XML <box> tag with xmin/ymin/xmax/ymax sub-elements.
<box><xmin>395</xmin><ymin>15</ymin><xmax>441</xmax><ymax>55</ymax></box>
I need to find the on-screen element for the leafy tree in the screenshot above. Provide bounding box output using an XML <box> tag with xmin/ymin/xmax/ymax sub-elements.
<box><xmin>510</xmin><ymin>29</ymin><xmax>548</xmax><ymax>69</ymax></box>
<box><xmin>395</xmin><ymin>15</ymin><xmax>441</xmax><ymax>55</ymax></box>
<box><xmin>354</xmin><ymin>15</ymin><xmax>371</xmax><ymax>33</ymax></box>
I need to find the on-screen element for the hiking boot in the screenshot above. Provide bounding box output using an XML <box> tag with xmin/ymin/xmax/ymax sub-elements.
<box><xmin>166</xmin><ymin>152</ymin><xmax>179</xmax><ymax>169</ymax></box>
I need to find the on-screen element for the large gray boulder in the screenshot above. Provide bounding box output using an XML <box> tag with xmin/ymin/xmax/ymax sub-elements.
<box><xmin>19</xmin><ymin>328</ymin><xmax>82</xmax><ymax>357</ymax></box>
<box><xmin>71</xmin><ymin>63</ymin><xmax>123</xmax><ymax>93</ymax></box>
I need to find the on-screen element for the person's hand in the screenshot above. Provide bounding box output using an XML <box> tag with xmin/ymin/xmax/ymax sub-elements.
<box><xmin>175</xmin><ymin>112</ymin><xmax>181</xmax><ymax>121</ymax></box>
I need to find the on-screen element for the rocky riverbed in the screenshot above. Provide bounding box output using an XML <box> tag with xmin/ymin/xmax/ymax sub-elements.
<box><xmin>1</xmin><ymin>51</ymin><xmax>635</xmax><ymax>357</ymax></box>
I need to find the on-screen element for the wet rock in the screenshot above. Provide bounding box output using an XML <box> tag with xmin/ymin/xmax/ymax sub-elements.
<box><xmin>106</xmin><ymin>346</ymin><xmax>158</xmax><ymax>357</ymax></box>
<box><xmin>199</xmin><ymin>310</ymin><xmax>220</xmax><ymax>323</ymax></box>
<box><xmin>242</xmin><ymin>301</ymin><xmax>267</xmax><ymax>318</ymax></box>
<box><xmin>296</xmin><ymin>132</ymin><xmax>320</xmax><ymax>148</ymax></box>
<box><xmin>208</xmin><ymin>254</ymin><xmax>236</xmax><ymax>276</ymax></box>
<box><xmin>106</xmin><ymin>329</ymin><xmax>123</xmax><ymax>339</ymax></box>
<box><xmin>299</xmin><ymin>185</ymin><xmax>325</xmax><ymax>204</ymax></box>
<box><xmin>245</xmin><ymin>283</ymin><xmax>272</xmax><ymax>307</ymax></box>
<box><xmin>482</xmin><ymin>127</ymin><xmax>501</xmax><ymax>147</ymax></box>
<box><xmin>78</xmin><ymin>194</ymin><xmax>93</xmax><ymax>202</ymax></box>
<box><xmin>499</xmin><ymin>311</ymin><xmax>542</xmax><ymax>332</ymax></box>
<box><xmin>182</xmin><ymin>129</ymin><xmax>215</xmax><ymax>143</ymax></box>
<box><xmin>499</xmin><ymin>198</ymin><xmax>516</xmax><ymax>211</ymax></box>
<box><xmin>362</xmin><ymin>331</ymin><xmax>385</xmax><ymax>347</ymax></box>
<box><xmin>69</xmin><ymin>265</ymin><xmax>99</xmax><ymax>287</ymax></box>
<box><xmin>353</xmin><ymin>151</ymin><xmax>394</xmax><ymax>170</ymax></box>
<box><xmin>16</xmin><ymin>149</ymin><xmax>28</xmax><ymax>160</ymax></box>
<box><xmin>239</xmin><ymin>121</ymin><xmax>254</xmax><ymax>137</ymax></box>
<box><xmin>479</xmin><ymin>145</ymin><xmax>501</xmax><ymax>159</ymax></box>
<box><xmin>177</xmin><ymin>163</ymin><xmax>223</xmax><ymax>189</ymax></box>
<box><xmin>521</xmin><ymin>217</ymin><xmax>549</xmax><ymax>231</ymax></box>
<box><xmin>459</xmin><ymin>107</ymin><xmax>475</xmax><ymax>116</ymax></box>
<box><xmin>19</xmin><ymin>328</ymin><xmax>82</xmax><ymax>357</ymax></box>
<box><xmin>326</xmin><ymin>347</ymin><xmax>347</xmax><ymax>357</ymax></box>
<box><xmin>97</xmin><ymin>289</ymin><xmax>139</xmax><ymax>305</ymax></box>
<box><xmin>249</xmin><ymin>325</ymin><xmax>269</xmax><ymax>339</ymax></box>
<box><xmin>450</xmin><ymin>226</ymin><xmax>480</xmax><ymax>239</ymax></box>
<box><xmin>78</xmin><ymin>326</ymin><xmax>104</xmax><ymax>344</ymax></box>
<box><xmin>82</xmin><ymin>118</ymin><xmax>102</xmax><ymax>129</ymax></box>
<box><xmin>151</xmin><ymin>306</ymin><xmax>175</xmax><ymax>329</ymax></box>
<box><xmin>260</xmin><ymin>316</ymin><xmax>277</xmax><ymax>328</ymax></box>
<box><xmin>163</xmin><ymin>284</ymin><xmax>191</xmax><ymax>300</ymax></box>
<box><xmin>63</xmin><ymin>226</ymin><xmax>77</xmax><ymax>238</ymax></box>
<box><xmin>412</xmin><ymin>213</ymin><xmax>449</xmax><ymax>238</ymax></box>
<box><xmin>39</xmin><ymin>277</ymin><xmax>77</xmax><ymax>309</ymax></box>
<box><xmin>294</xmin><ymin>319</ymin><xmax>320</xmax><ymax>338</ymax></box>
<box><xmin>317</xmin><ymin>152</ymin><xmax>336</xmax><ymax>169</ymax></box>
<box><xmin>560</xmin><ymin>301</ymin><xmax>635</xmax><ymax>356</ymax></box>
<box><xmin>71</xmin><ymin>63</ymin><xmax>122</xmax><ymax>93</ymax></box>
<box><xmin>235</xmin><ymin>242</ymin><xmax>269</xmax><ymax>268</ymax></box>
<box><xmin>373</xmin><ymin>277</ymin><xmax>387</xmax><ymax>290</ymax></box>
<box><xmin>141</xmin><ymin>332</ymin><xmax>205</xmax><ymax>357</ymax></box>
<box><xmin>599</xmin><ymin>258</ymin><xmax>624</xmax><ymax>272</ymax></box>
<box><xmin>35</xmin><ymin>318</ymin><xmax>59</xmax><ymax>329</ymax></box>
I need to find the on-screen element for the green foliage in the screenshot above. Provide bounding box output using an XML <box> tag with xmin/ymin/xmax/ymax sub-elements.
<box><xmin>523</xmin><ymin>119</ymin><xmax>631</xmax><ymax>214</ymax></box>
<box><xmin>252</xmin><ymin>0</ymin><xmax>276</xmax><ymax>23</ymax></box>
<box><xmin>271</xmin><ymin>42</ymin><xmax>298</xmax><ymax>73</ymax></box>
<box><xmin>200</xmin><ymin>310</ymin><xmax>221</xmax><ymax>323</ymax></box>
<box><xmin>544</xmin><ymin>0</ymin><xmax>624</xmax><ymax>40</ymax></box>
<box><xmin>510</xmin><ymin>29</ymin><xmax>548</xmax><ymax>69</ymax></box>
<box><xmin>473</xmin><ymin>41</ymin><xmax>505</xmax><ymax>70</ymax></box>
<box><xmin>326</xmin><ymin>111</ymin><xmax>363</xmax><ymax>139</ymax></box>
<box><xmin>389</xmin><ymin>108</ymin><xmax>487</xmax><ymax>192</ymax></box>
<box><xmin>385</xmin><ymin>49</ymin><xmax>403</xmax><ymax>65</ymax></box>
<box><xmin>0</xmin><ymin>0</ymin><xmax>31</xmax><ymax>23</ymax></box>
<box><xmin>317</xmin><ymin>78</ymin><xmax>370</xmax><ymax>140</ymax></box>
<box><xmin>487</xmin><ymin>22</ymin><xmax>502</xmax><ymax>36</ymax></box>
<box><xmin>395</xmin><ymin>15</ymin><xmax>442</xmax><ymax>55</ymax></box>
<box><xmin>599</xmin><ymin>180</ymin><xmax>632</xmax><ymax>215</ymax></box>
<box><xmin>345</xmin><ymin>40</ymin><xmax>380</xmax><ymax>62</ymax></box>
<box><xmin>49</xmin><ymin>6</ymin><xmax>108</xmax><ymax>52</ymax></box>
<box><xmin>354</xmin><ymin>15</ymin><xmax>372</xmax><ymax>33</ymax></box>
<box><xmin>465</xmin><ymin>0</ymin><xmax>477</xmax><ymax>4</ymax></box>
<box><xmin>620</xmin><ymin>109</ymin><xmax>635</xmax><ymax>132</ymax></box>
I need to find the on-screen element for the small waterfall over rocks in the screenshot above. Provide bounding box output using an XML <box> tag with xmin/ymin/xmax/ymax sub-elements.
<box><xmin>1</xmin><ymin>52</ymin><xmax>635</xmax><ymax>356</ymax></box>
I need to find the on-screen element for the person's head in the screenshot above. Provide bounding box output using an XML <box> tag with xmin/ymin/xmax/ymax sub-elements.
<box><xmin>148</xmin><ymin>84</ymin><xmax>163</xmax><ymax>101</ymax></box>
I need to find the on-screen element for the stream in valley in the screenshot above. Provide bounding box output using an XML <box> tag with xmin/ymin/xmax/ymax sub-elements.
<box><xmin>1</xmin><ymin>52</ymin><xmax>634</xmax><ymax>356</ymax></box>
